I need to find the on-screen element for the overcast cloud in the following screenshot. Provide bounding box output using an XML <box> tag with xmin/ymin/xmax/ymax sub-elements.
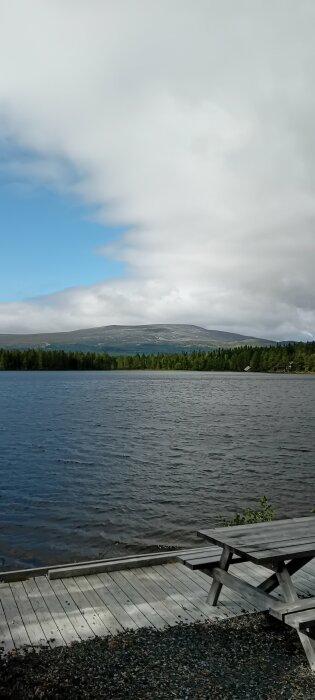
<box><xmin>0</xmin><ymin>0</ymin><xmax>315</xmax><ymax>339</ymax></box>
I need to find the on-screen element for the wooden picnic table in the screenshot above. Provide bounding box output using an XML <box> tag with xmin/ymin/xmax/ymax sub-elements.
<box><xmin>198</xmin><ymin>516</ymin><xmax>315</xmax><ymax>669</ymax></box>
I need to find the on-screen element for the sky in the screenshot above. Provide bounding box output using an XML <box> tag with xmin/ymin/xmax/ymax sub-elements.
<box><xmin>0</xmin><ymin>0</ymin><xmax>314</xmax><ymax>340</ymax></box>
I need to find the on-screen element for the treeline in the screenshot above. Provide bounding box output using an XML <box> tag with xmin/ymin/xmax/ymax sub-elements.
<box><xmin>0</xmin><ymin>342</ymin><xmax>314</xmax><ymax>372</ymax></box>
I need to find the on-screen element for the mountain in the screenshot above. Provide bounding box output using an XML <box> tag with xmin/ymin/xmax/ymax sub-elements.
<box><xmin>0</xmin><ymin>324</ymin><xmax>276</xmax><ymax>354</ymax></box>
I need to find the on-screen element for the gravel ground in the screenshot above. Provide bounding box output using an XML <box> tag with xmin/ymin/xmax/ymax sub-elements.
<box><xmin>1</xmin><ymin>613</ymin><xmax>315</xmax><ymax>699</ymax></box>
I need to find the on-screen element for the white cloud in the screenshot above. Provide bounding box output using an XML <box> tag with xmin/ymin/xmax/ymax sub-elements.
<box><xmin>0</xmin><ymin>0</ymin><xmax>315</xmax><ymax>338</ymax></box>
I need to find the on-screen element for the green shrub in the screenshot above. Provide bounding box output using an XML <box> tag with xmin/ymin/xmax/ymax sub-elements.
<box><xmin>222</xmin><ymin>496</ymin><xmax>275</xmax><ymax>526</ymax></box>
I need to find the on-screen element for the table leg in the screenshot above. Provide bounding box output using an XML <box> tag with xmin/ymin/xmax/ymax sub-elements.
<box><xmin>258</xmin><ymin>557</ymin><xmax>311</xmax><ymax>594</ymax></box>
<box><xmin>207</xmin><ymin>546</ymin><xmax>232</xmax><ymax>606</ymax></box>
<box><xmin>276</xmin><ymin>563</ymin><xmax>315</xmax><ymax>671</ymax></box>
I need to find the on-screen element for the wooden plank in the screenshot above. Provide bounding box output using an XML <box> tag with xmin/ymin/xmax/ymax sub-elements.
<box><xmin>0</xmin><ymin>547</ymin><xmax>215</xmax><ymax>583</ymax></box>
<box><xmin>205</xmin><ymin>523</ymin><xmax>315</xmax><ymax>548</ymax></box>
<box><xmin>177</xmin><ymin>547</ymin><xmax>221</xmax><ymax>562</ymax></box>
<box><xmin>143</xmin><ymin>566</ymin><xmax>210</xmax><ymax>623</ymax></box>
<box><xmin>197</xmin><ymin>541</ymin><xmax>315</xmax><ymax>566</ymax></box>
<box><xmin>270</xmin><ymin>598</ymin><xmax>315</xmax><ymax>622</ymax></box>
<box><xmin>87</xmin><ymin>574</ymin><xmax>139</xmax><ymax>631</ymax></box>
<box><xmin>48</xmin><ymin>578</ymin><xmax>95</xmax><ymax>641</ymax></box>
<box><xmin>119</xmin><ymin>568</ymin><xmax>171</xmax><ymax>626</ymax></box>
<box><xmin>198</xmin><ymin>516</ymin><xmax>315</xmax><ymax>540</ymax></box>
<box><xmin>35</xmin><ymin>576</ymin><xmax>81</xmax><ymax>646</ymax></box>
<box><xmin>62</xmin><ymin>577</ymin><xmax>111</xmax><ymax>637</ymax></box>
<box><xmin>170</xmin><ymin>563</ymin><xmax>255</xmax><ymax>616</ymax></box>
<box><xmin>109</xmin><ymin>570</ymin><xmax>164</xmax><ymax>630</ymax></box>
<box><xmin>23</xmin><ymin>579</ymin><xmax>65</xmax><ymax>648</ymax></box>
<box><xmin>257</xmin><ymin>557</ymin><xmax>311</xmax><ymax>593</ymax></box>
<box><xmin>248</xmin><ymin>543</ymin><xmax>315</xmax><ymax>564</ymax></box>
<box><xmin>155</xmin><ymin>564</ymin><xmax>228</xmax><ymax>620</ymax></box>
<box><xmin>210</xmin><ymin>567</ymin><xmax>280</xmax><ymax>610</ymax></box>
<box><xmin>98</xmin><ymin>573</ymin><xmax>149</xmax><ymax>629</ymax></box>
<box><xmin>0</xmin><ymin>600</ymin><xmax>15</xmax><ymax>654</ymax></box>
<box><xmin>119</xmin><ymin>568</ymin><xmax>179</xmax><ymax>627</ymax></box>
<box><xmin>291</xmin><ymin>572</ymin><xmax>315</xmax><ymax>599</ymax></box>
<box><xmin>137</xmin><ymin>567</ymin><xmax>196</xmax><ymax>625</ymax></box>
<box><xmin>75</xmin><ymin>576</ymin><xmax>124</xmax><ymax>635</ymax></box>
<box><xmin>177</xmin><ymin>562</ymin><xmax>260</xmax><ymax>614</ymax></box>
<box><xmin>0</xmin><ymin>584</ymin><xmax>31</xmax><ymax>650</ymax></box>
<box><xmin>207</xmin><ymin>546</ymin><xmax>232</xmax><ymax>606</ymax></box>
<box><xmin>275</xmin><ymin>565</ymin><xmax>315</xmax><ymax>670</ymax></box>
<box><xmin>9</xmin><ymin>581</ymin><xmax>48</xmax><ymax>649</ymax></box>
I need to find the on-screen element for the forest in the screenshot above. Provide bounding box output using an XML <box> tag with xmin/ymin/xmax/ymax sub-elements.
<box><xmin>0</xmin><ymin>342</ymin><xmax>314</xmax><ymax>372</ymax></box>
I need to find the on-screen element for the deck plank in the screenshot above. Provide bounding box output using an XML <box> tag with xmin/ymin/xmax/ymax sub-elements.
<box><xmin>109</xmin><ymin>570</ymin><xmax>164</xmax><ymax>630</ymax></box>
<box><xmin>35</xmin><ymin>576</ymin><xmax>81</xmax><ymax>646</ymax></box>
<box><xmin>9</xmin><ymin>581</ymin><xmax>48</xmax><ymax>649</ymax></box>
<box><xmin>174</xmin><ymin>563</ymin><xmax>259</xmax><ymax>615</ymax></box>
<box><xmin>62</xmin><ymin>577</ymin><xmax>111</xmax><ymax>637</ymax></box>
<box><xmin>75</xmin><ymin>576</ymin><xmax>123</xmax><ymax>636</ymax></box>
<box><xmin>143</xmin><ymin>565</ymin><xmax>211</xmax><ymax>623</ymax></box>
<box><xmin>48</xmin><ymin>578</ymin><xmax>95</xmax><ymax>642</ymax></box>
<box><xmin>120</xmin><ymin>568</ymin><xmax>179</xmax><ymax>627</ymax></box>
<box><xmin>0</xmin><ymin>600</ymin><xmax>15</xmax><ymax>654</ymax></box>
<box><xmin>154</xmin><ymin>564</ymin><xmax>227</xmax><ymax>620</ymax></box>
<box><xmin>98</xmin><ymin>572</ymin><xmax>149</xmax><ymax>629</ymax></box>
<box><xmin>0</xmin><ymin>584</ymin><xmax>31</xmax><ymax>650</ymax></box>
<box><xmin>87</xmin><ymin>574</ymin><xmax>139</xmax><ymax>631</ymax></box>
<box><xmin>23</xmin><ymin>579</ymin><xmax>65</xmax><ymax>648</ymax></box>
<box><xmin>137</xmin><ymin>567</ymin><xmax>196</xmax><ymax>625</ymax></box>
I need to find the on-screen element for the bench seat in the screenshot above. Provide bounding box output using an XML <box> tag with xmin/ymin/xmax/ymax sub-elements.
<box><xmin>270</xmin><ymin>597</ymin><xmax>315</xmax><ymax>632</ymax></box>
<box><xmin>176</xmin><ymin>547</ymin><xmax>243</xmax><ymax>570</ymax></box>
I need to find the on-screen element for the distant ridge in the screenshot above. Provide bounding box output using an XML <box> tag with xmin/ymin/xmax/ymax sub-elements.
<box><xmin>0</xmin><ymin>324</ymin><xmax>276</xmax><ymax>355</ymax></box>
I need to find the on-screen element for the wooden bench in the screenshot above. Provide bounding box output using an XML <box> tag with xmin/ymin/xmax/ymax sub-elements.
<box><xmin>176</xmin><ymin>547</ymin><xmax>243</xmax><ymax>570</ymax></box>
<box><xmin>270</xmin><ymin>598</ymin><xmax>315</xmax><ymax>633</ymax></box>
<box><xmin>269</xmin><ymin>598</ymin><xmax>315</xmax><ymax>670</ymax></box>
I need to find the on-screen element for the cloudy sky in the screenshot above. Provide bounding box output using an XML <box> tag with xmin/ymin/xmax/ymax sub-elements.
<box><xmin>0</xmin><ymin>0</ymin><xmax>314</xmax><ymax>339</ymax></box>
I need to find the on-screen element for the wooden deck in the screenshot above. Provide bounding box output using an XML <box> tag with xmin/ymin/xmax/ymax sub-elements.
<box><xmin>1</xmin><ymin>552</ymin><xmax>315</xmax><ymax>655</ymax></box>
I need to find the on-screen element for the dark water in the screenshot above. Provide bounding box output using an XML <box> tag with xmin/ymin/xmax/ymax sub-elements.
<box><xmin>0</xmin><ymin>371</ymin><xmax>314</xmax><ymax>571</ymax></box>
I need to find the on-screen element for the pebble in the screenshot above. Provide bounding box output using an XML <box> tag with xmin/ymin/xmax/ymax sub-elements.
<box><xmin>1</xmin><ymin>613</ymin><xmax>315</xmax><ymax>699</ymax></box>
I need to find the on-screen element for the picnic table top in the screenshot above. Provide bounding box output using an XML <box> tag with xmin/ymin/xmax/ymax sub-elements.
<box><xmin>198</xmin><ymin>516</ymin><xmax>315</xmax><ymax>565</ymax></box>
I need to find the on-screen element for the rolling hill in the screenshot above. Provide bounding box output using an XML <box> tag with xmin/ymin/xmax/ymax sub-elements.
<box><xmin>0</xmin><ymin>324</ymin><xmax>276</xmax><ymax>355</ymax></box>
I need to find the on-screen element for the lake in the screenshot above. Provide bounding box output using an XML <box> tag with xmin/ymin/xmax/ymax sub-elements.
<box><xmin>0</xmin><ymin>371</ymin><xmax>314</xmax><ymax>571</ymax></box>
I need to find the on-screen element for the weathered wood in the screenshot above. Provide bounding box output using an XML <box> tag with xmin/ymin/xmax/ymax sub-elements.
<box><xmin>62</xmin><ymin>577</ymin><xmax>111</xmax><ymax>637</ymax></box>
<box><xmin>276</xmin><ymin>564</ymin><xmax>315</xmax><ymax>670</ymax></box>
<box><xmin>210</xmin><ymin>567</ymin><xmax>280</xmax><ymax>610</ymax></box>
<box><xmin>203</xmin><ymin>522</ymin><xmax>315</xmax><ymax>548</ymax></box>
<box><xmin>22</xmin><ymin>579</ymin><xmax>65</xmax><ymax>648</ymax></box>
<box><xmin>110</xmin><ymin>570</ymin><xmax>163</xmax><ymax>629</ymax></box>
<box><xmin>137</xmin><ymin>567</ymin><xmax>196</xmax><ymax>625</ymax></box>
<box><xmin>35</xmin><ymin>576</ymin><xmax>81</xmax><ymax>645</ymax></box>
<box><xmin>158</xmin><ymin>564</ymin><xmax>228</xmax><ymax>619</ymax></box>
<box><xmin>143</xmin><ymin>566</ymin><xmax>208</xmax><ymax>623</ymax></box>
<box><xmin>0</xmin><ymin>584</ymin><xmax>32</xmax><ymax>650</ymax></box>
<box><xmin>198</xmin><ymin>516</ymin><xmax>315</xmax><ymax>540</ymax></box>
<box><xmin>270</xmin><ymin>597</ymin><xmax>315</xmax><ymax>622</ymax></box>
<box><xmin>0</xmin><ymin>600</ymin><xmax>15</xmax><ymax>653</ymax></box>
<box><xmin>184</xmin><ymin>553</ymin><xmax>243</xmax><ymax>570</ymax></box>
<box><xmin>48</xmin><ymin>578</ymin><xmax>95</xmax><ymax>641</ymax></box>
<box><xmin>198</xmin><ymin>519</ymin><xmax>315</xmax><ymax>566</ymax></box>
<box><xmin>175</xmin><ymin>562</ymin><xmax>258</xmax><ymax>615</ymax></box>
<box><xmin>207</xmin><ymin>547</ymin><xmax>233</xmax><ymax>606</ymax></box>
<box><xmin>9</xmin><ymin>581</ymin><xmax>48</xmax><ymax>648</ymax></box>
<box><xmin>48</xmin><ymin>551</ymin><xmax>194</xmax><ymax>580</ymax></box>
<box><xmin>84</xmin><ymin>574</ymin><xmax>138</xmax><ymax>631</ymax></box>
<box><xmin>1</xmin><ymin>547</ymin><xmax>215</xmax><ymax>583</ymax></box>
<box><xmin>75</xmin><ymin>575</ymin><xmax>124</xmax><ymax>635</ymax></box>
<box><xmin>258</xmin><ymin>557</ymin><xmax>311</xmax><ymax>593</ymax></box>
<box><xmin>120</xmin><ymin>568</ymin><xmax>178</xmax><ymax>627</ymax></box>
